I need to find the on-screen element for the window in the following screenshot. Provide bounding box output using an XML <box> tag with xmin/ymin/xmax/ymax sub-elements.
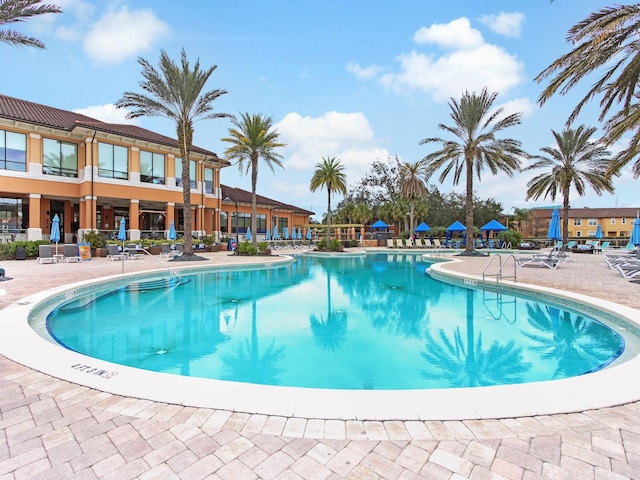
<box><xmin>232</xmin><ymin>212</ymin><xmax>250</xmax><ymax>234</ymax></box>
<box><xmin>611</xmin><ymin>218</ymin><xmax>616</xmax><ymax>224</ymax></box>
<box><xmin>0</xmin><ymin>130</ymin><xmax>26</xmax><ymax>171</ymax></box>
<box><xmin>43</xmin><ymin>138</ymin><xmax>77</xmax><ymax>177</ymax></box>
<box><xmin>140</xmin><ymin>150</ymin><xmax>165</xmax><ymax>184</ymax></box>
<box><xmin>175</xmin><ymin>159</ymin><xmax>196</xmax><ymax>188</ymax></box>
<box><xmin>256</xmin><ymin>214</ymin><xmax>266</xmax><ymax>233</ymax></box>
<box><xmin>576</xmin><ymin>231</ymin><xmax>582</xmax><ymax>237</ymax></box>
<box><xmin>0</xmin><ymin>197</ymin><xmax>25</xmax><ymax>232</ymax></box>
<box><xmin>588</xmin><ymin>218</ymin><xmax>597</xmax><ymax>226</ymax></box>
<box><xmin>574</xmin><ymin>218</ymin><xmax>582</xmax><ymax>226</ymax></box>
<box><xmin>587</xmin><ymin>230</ymin><xmax>595</xmax><ymax>237</ymax></box>
<box><xmin>220</xmin><ymin>211</ymin><xmax>228</xmax><ymax>234</ymax></box>
<box><xmin>277</xmin><ymin>218</ymin><xmax>288</xmax><ymax>231</ymax></box>
<box><xmin>98</xmin><ymin>143</ymin><xmax>128</xmax><ymax>179</ymax></box>
<box><xmin>622</xmin><ymin>218</ymin><xmax>627</xmax><ymax>224</ymax></box>
<box><xmin>204</xmin><ymin>168</ymin><xmax>213</xmax><ymax>193</ymax></box>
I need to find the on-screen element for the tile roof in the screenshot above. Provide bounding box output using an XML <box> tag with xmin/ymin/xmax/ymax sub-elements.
<box><xmin>221</xmin><ymin>185</ymin><xmax>314</xmax><ymax>216</ymax></box>
<box><xmin>532</xmin><ymin>206</ymin><xmax>640</xmax><ymax>218</ymax></box>
<box><xmin>0</xmin><ymin>94</ymin><xmax>220</xmax><ymax>158</ymax></box>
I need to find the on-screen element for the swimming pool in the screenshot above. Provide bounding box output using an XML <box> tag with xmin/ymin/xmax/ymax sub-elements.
<box><xmin>5</xmin><ymin>251</ymin><xmax>640</xmax><ymax>420</ymax></box>
<box><xmin>43</xmin><ymin>253</ymin><xmax>624</xmax><ymax>390</ymax></box>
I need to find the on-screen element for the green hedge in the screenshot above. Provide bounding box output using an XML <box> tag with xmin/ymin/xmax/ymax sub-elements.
<box><xmin>0</xmin><ymin>240</ymin><xmax>50</xmax><ymax>260</ymax></box>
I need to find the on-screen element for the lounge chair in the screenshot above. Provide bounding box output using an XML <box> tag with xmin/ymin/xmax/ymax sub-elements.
<box><xmin>174</xmin><ymin>244</ymin><xmax>184</xmax><ymax>256</ymax></box>
<box><xmin>423</xmin><ymin>239</ymin><xmax>433</xmax><ymax>248</ymax></box>
<box><xmin>415</xmin><ymin>238</ymin><xmax>425</xmax><ymax>248</ymax></box>
<box><xmin>394</xmin><ymin>238</ymin><xmax>404</xmax><ymax>248</ymax></box>
<box><xmin>37</xmin><ymin>244</ymin><xmax>57</xmax><ymax>264</ymax></box>
<box><xmin>433</xmin><ymin>239</ymin><xmax>442</xmax><ymax>248</ymax></box>
<box><xmin>516</xmin><ymin>250</ymin><xmax>559</xmax><ymax>269</ymax></box>
<box><xmin>593</xmin><ymin>241</ymin><xmax>609</xmax><ymax>254</ymax></box>
<box><xmin>106</xmin><ymin>244</ymin><xmax>126</xmax><ymax>261</ymax></box>
<box><xmin>615</xmin><ymin>264</ymin><xmax>640</xmax><ymax>279</ymax></box>
<box><xmin>159</xmin><ymin>243</ymin><xmax>174</xmax><ymax>258</ymax></box>
<box><xmin>386</xmin><ymin>239</ymin><xmax>395</xmax><ymax>248</ymax></box>
<box><xmin>567</xmin><ymin>241</ymin><xmax>577</xmax><ymax>248</ymax></box>
<box><xmin>125</xmin><ymin>244</ymin><xmax>144</xmax><ymax>260</ymax></box>
<box><xmin>63</xmin><ymin>244</ymin><xmax>81</xmax><ymax>263</ymax></box>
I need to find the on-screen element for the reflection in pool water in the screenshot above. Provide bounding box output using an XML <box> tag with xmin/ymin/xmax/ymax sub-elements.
<box><xmin>45</xmin><ymin>253</ymin><xmax>624</xmax><ymax>390</ymax></box>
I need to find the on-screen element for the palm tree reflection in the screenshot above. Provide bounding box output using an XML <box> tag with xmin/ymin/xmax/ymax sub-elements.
<box><xmin>421</xmin><ymin>289</ymin><xmax>531</xmax><ymax>387</ymax></box>
<box><xmin>309</xmin><ymin>266</ymin><xmax>348</xmax><ymax>351</ymax></box>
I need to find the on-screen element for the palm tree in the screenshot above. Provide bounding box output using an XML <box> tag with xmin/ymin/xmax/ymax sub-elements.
<box><xmin>310</xmin><ymin>156</ymin><xmax>347</xmax><ymax>246</ymax></box>
<box><xmin>399</xmin><ymin>160</ymin><xmax>427</xmax><ymax>233</ymax></box>
<box><xmin>116</xmin><ymin>48</ymin><xmax>230</xmax><ymax>257</ymax></box>
<box><xmin>523</xmin><ymin>125</ymin><xmax>614</xmax><ymax>244</ymax></box>
<box><xmin>0</xmin><ymin>0</ymin><xmax>61</xmax><ymax>49</ymax></box>
<box><xmin>511</xmin><ymin>207</ymin><xmax>530</xmax><ymax>233</ymax></box>
<box><xmin>222</xmin><ymin>113</ymin><xmax>286</xmax><ymax>246</ymax></box>
<box><xmin>420</xmin><ymin>88</ymin><xmax>525</xmax><ymax>254</ymax></box>
<box><xmin>535</xmin><ymin>5</ymin><xmax>640</xmax><ymax>175</ymax></box>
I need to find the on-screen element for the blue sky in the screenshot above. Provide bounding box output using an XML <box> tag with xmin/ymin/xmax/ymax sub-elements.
<box><xmin>4</xmin><ymin>0</ymin><xmax>634</xmax><ymax>218</ymax></box>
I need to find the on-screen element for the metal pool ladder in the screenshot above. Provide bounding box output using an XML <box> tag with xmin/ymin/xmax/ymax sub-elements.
<box><xmin>482</xmin><ymin>253</ymin><xmax>517</xmax><ymax>292</ymax></box>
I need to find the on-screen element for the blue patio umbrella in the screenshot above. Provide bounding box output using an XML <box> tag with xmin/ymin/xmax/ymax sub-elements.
<box><xmin>284</xmin><ymin>226</ymin><xmax>289</xmax><ymax>240</ymax></box>
<box><xmin>291</xmin><ymin>227</ymin><xmax>297</xmax><ymax>241</ymax></box>
<box><xmin>50</xmin><ymin>214</ymin><xmax>60</xmax><ymax>249</ymax></box>
<box><xmin>168</xmin><ymin>220</ymin><xmax>177</xmax><ymax>247</ymax></box>
<box><xmin>273</xmin><ymin>225</ymin><xmax>278</xmax><ymax>239</ymax></box>
<box><xmin>595</xmin><ymin>224</ymin><xmax>603</xmax><ymax>239</ymax></box>
<box><xmin>370</xmin><ymin>219</ymin><xmax>389</xmax><ymax>232</ymax></box>
<box><xmin>548</xmin><ymin>209</ymin><xmax>561</xmax><ymax>241</ymax></box>
<box><xmin>480</xmin><ymin>219</ymin><xmax>507</xmax><ymax>232</ymax></box>
<box><xmin>297</xmin><ymin>228</ymin><xmax>302</xmax><ymax>240</ymax></box>
<box><xmin>631</xmin><ymin>218</ymin><xmax>640</xmax><ymax>246</ymax></box>
<box><xmin>446</xmin><ymin>220</ymin><xmax>466</xmax><ymax>232</ymax></box>
<box><xmin>246</xmin><ymin>227</ymin><xmax>252</xmax><ymax>242</ymax></box>
<box><xmin>266</xmin><ymin>228</ymin><xmax>271</xmax><ymax>241</ymax></box>
<box><xmin>118</xmin><ymin>217</ymin><xmax>126</xmax><ymax>252</ymax></box>
<box><xmin>306</xmin><ymin>227</ymin><xmax>312</xmax><ymax>242</ymax></box>
<box><xmin>415</xmin><ymin>222</ymin><xmax>431</xmax><ymax>233</ymax></box>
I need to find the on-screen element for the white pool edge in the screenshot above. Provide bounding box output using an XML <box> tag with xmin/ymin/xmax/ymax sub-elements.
<box><xmin>1</xmin><ymin>257</ymin><xmax>639</xmax><ymax>421</ymax></box>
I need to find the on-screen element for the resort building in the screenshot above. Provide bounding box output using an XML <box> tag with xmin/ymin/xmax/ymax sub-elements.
<box><xmin>0</xmin><ymin>94</ymin><xmax>313</xmax><ymax>244</ymax></box>
<box><xmin>522</xmin><ymin>206</ymin><xmax>640</xmax><ymax>240</ymax></box>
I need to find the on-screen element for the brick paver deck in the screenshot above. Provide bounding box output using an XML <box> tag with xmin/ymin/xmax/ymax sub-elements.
<box><xmin>1</xmin><ymin>249</ymin><xmax>639</xmax><ymax>479</ymax></box>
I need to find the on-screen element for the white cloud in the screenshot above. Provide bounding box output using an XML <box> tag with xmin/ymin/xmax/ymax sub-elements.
<box><xmin>73</xmin><ymin>104</ymin><xmax>138</xmax><ymax>124</ymax></box>
<box><xmin>478</xmin><ymin>12</ymin><xmax>525</xmax><ymax>38</ymax></box>
<box><xmin>84</xmin><ymin>6</ymin><xmax>170</xmax><ymax>64</ymax></box>
<box><xmin>350</xmin><ymin>17</ymin><xmax>524</xmax><ymax>101</ymax></box>
<box><xmin>380</xmin><ymin>44</ymin><xmax>523</xmax><ymax>101</ymax></box>
<box><xmin>413</xmin><ymin>17</ymin><xmax>484</xmax><ymax>50</ymax></box>
<box><xmin>498</xmin><ymin>97</ymin><xmax>536</xmax><ymax>118</ymax></box>
<box><xmin>274</xmin><ymin>111</ymin><xmax>390</xmax><ymax>186</ymax></box>
<box><xmin>346</xmin><ymin>62</ymin><xmax>384</xmax><ymax>79</ymax></box>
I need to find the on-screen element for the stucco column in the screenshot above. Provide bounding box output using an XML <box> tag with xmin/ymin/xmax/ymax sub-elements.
<box><xmin>27</xmin><ymin>194</ymin><xmax>42</xmax><ymax>240</ymax></box>
<box><xmin>129</xmin><ymin>199</ymin><xmax>140</xmax><ymax>240</ymax></box>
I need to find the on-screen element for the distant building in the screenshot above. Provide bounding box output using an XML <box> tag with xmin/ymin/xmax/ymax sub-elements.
<box><xmin>521</xmin><ymin>207</ymin><xmax>640</xmax><ymax>239</ymax></box>
<box><xmin>0</xmin><ymin>94</ymin><xmax>313</xmax><ymax>243</ymax></box>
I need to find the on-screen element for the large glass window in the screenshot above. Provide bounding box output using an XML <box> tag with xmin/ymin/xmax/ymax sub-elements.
<box><xmin>231</xmin><ymin>212</ymin><xmax>251</xmax><ymax>234</ymax></box>
<box><xmin>574</xmin><ymin>218</ymin><xmax>582</xmax><ymax>226</ymax></box>
<box><xmin>43</xmin><ymin>138</ymin><xmax>78</xmax><ymax>177</ymax></box>
<box><xmin>98</xmin><ymin>142</ymin><xmax>128</xmax><ymax>180</ymax></box>
<box><xmin>256</xmin><ymin>214</ymin><xmax>266</xmax><ymax>233</ymax></box>
<box><xmin>0</xmin><ymin>197</ymin><xmax>25</xmax><ymax>232</ymax></box>
<box><xmin>175</xmin><ymin>159</ymin><xmax>196</xmax><ymax>188</ymax></box>
<box><xmin>0</xmin><ymin>130</ymin><xmax>27</xmax><ymax>172</ymax></box>
<box><xmin>140</xmin><ymin>150</ymin><xmax>165</xmax><ymax>184</ymax></box>
<box><xmin>204</xmin><ymin>168</ymin><xmax>213</xmax><ymax>193</ymax></box>
<box><xmin>277</xmin><ymin>218</ymin><xmax>288</xmax><ymax>231</ymax></box>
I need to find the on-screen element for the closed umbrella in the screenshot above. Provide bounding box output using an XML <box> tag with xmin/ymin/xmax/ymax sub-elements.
<box><xmin>631</xmin><ymin>218</ymin><xmax>640</xmax><ymax>246</ymax></box>
<box><xmin>50</xmin><ymin>214</ymin><xmax>60</xmax><ymax>253</ymax></box>
<box><xmin>307</xmin><ymin>227</ymin><xmax>312</xmax><ymax>243</ymax></box>
<box><xmin>548</xmin><ymin>209</ymin><xmax>561</xmax><ymax>242</ymax></box>
<box><xmin>118</xmin><ymin>217</ymin><xmax>126</xmax><ymax>250</ymax></box>
<box><xmin>284</xmin><ymin>226</ymin><xmax>289</xmax><ymax>240</ymax></box>
<box><xmin>595</xmin><ymin>224</ymin><xmax>603</xmax><ymax>239</ymax></box>
<box><xmin>297</xmin><ymin>228</ymin><xmax>302</xmax><ymax>240</ymax></box>
<box><xmin>266</xmin><ymin>228</ymin><xmax>271</xmax><ymax>241</ymax></box>
<box><xmin>273</xmin><ymin>225</ymin><xmax>278</xmax><ymax>240</ymax></box>
<box><xmin>246</xmin><ymin>227</ymin><xmax>252</xmax><ymax>242</ymax></box>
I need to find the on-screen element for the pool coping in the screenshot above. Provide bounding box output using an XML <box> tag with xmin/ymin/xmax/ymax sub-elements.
<box><xmin>1</xmin><ymin>255</ymin><xmax>640</xmax><ymax>421</ymax></box>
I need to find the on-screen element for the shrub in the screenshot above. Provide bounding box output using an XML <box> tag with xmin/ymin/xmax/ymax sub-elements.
<box><xmin>237</xmin><ymin>241</ymin><xmax>258</xmax><ymax>256</ymax></box>
<box><xmin>82</xmin><ymin>230</ymin><xmax>106</xmax><ymax>248</ymax></box>
<box><xmin>316</xmin><ymin>239</ymin><xmax>344</xmax><ymax>252</ymax></box>
<box><xmin>0</xmin><ymin>240</ymin><xmax>49</xmax><ymax>260</ymax></box>
<box><xmin>499</xmin><ymin>229</ymin><xmax>521</xmax><ymax>247</ymax></box>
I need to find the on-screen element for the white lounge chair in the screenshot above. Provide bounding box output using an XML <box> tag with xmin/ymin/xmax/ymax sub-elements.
<box><xmin>106</xmin><ymin>245</ymin><xmax>126</xmax><ymax>261</ymax></box>
<box><xmin>516</xmin><ymin>250</ymin><xmax>559</xmax><ymax>269</ymax></box>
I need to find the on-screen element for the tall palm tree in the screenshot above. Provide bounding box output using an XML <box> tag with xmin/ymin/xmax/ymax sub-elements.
<box><xmin>399</xmin><ymin>160</ymin><xmax>427</xmax><ymax>233</ymax></box>
<box><xmin>511</xmin><ymin>207</ymin><xmax>530</xmax><ymax>233</ymax></box>
<box><xmin>222</xmin><ymin>113</ymin><xmax>286</xmax><ymax>246</ymax></box>
<box><xmin>116</xmin><ymin>48</ymin><xmax>230</xmax><ymax>257</ymax></box>
<box><xmin>420</xmin><ymin>88</ymin><xmax>525</xmax><ymax>254</ymax></box>
<box><xmin>0</xmin><ymin>0</ymin><xmax>61</xmax><ymax>49</ymax></box>
<box><xmin>524</xmin><ymin>125</ymin><xmax>614</xmax><ymax>244</ymax></box>
<box><xmin>535</xmin><ymin>5</ymin><xmax>640</xmax><ymax>175</ymax></box>
<box><xmin>310</xmin><ymin>156</ymin><xmax>347</xmax><ymax>246</ymax></box>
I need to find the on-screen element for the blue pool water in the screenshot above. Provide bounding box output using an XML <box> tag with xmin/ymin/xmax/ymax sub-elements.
<box><xmin>45</xmin><ymin>253</ymin><xmax>624</xmax><ymax>390</ymax></box>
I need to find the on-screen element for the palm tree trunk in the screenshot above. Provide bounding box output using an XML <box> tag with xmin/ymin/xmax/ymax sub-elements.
<box><xmin>465</xmin><ymin>159</ymin><xmax>474</xmax><ymax>252</ymax></box>
<box><xmin>178</xmin><ymin>123</ymin><xmax>194</xmax><ymax>256</ymax></box>
<box><xmin>326</xmin><ymin>187</ymin><xmax>332</xmax><ymax>246</ymax></box>
<box><xmin>562</xmin><ymin>191</ymin><xmax>570</xmax><ymax>245</ymax></box>
<box><xmin>409</xmin><ymin>200</ymin><xmax>415</xmax><ymax>233</ymax></box>
<box><xmin>251</xmin><ymin>155</ymin><xmax>258</xmax><ymax>246</ymax></box>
